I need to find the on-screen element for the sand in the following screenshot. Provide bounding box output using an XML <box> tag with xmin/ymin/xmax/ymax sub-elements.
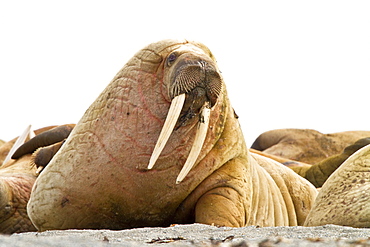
<box><xmin>2</xmin><ymin>224</ymin><xmax>370</xmax><ymax>246</ymax></box>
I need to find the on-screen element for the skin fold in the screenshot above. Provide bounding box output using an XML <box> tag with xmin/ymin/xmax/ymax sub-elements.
<box><xmin>26</xmin><ymin>39</ymin><xmax>317</xmax><ymax>231</ymax></box>
<box><xmin>249</xmin><ymin>133</ymin><xmax>370</xmax><ymax>227</ymax></box>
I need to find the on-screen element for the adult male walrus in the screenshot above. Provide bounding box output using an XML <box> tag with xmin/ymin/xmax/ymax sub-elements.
<box><xmin>26</xmin><ymin>39</ymin><xmax>317</xmax><ymax>231</ymax></box>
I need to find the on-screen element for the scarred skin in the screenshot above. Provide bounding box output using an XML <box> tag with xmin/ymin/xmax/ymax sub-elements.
<box><xmin>26</xmin><ymin>40</ymin><xmax>317</xmax><ymax>231</ymax></box>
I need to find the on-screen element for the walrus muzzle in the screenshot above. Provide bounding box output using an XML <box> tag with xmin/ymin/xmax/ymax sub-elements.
<box><xmin>148</xmin><ymin>52</ymin><xmax>222</xmax><ymax>184</ymax></box>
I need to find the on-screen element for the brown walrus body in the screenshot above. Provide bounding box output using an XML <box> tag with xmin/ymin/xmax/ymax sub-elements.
<box><xmin>26</xmin><ymin>40</ymin><xmax>317</xmax><ymax>231</ymax></box>
<box><xmin>251</xmin><ymin>130</ymin><xmax>370</xmax><ymax>187</ymax></box>
<box><xmin>252</xmin><ymin>129</ymin><xmax>370</xmax><ymax>164</ymax></box>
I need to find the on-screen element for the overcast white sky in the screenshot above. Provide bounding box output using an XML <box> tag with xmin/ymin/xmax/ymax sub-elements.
<box><xmin>1</xmin><ymin>1</ymin><xmax>369</xmax><ymax>147</ymax></box>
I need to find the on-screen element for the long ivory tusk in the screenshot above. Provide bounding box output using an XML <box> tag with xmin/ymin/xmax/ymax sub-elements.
<box><xmin>147</xmin><ymin>93</ymin><xmax>186</xmax><ymax>169</ymax></box>
<box><xmin>2</xmin><ymin>125</ymin><xmax>33</xmax><ymax>166</ymax></box>
<box><xmin>176</xmin><ymin>105</ymin><xmax>211</xmax><ymax>184</ymax></box>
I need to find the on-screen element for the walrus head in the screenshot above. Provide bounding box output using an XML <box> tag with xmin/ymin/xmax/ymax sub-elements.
<box><xmin>11</xmin><ymin>42</ymin><xmax>224</xmax><ymax>185</ymax></box>
<box><xmin>147</xmin><ymin>43</ymin><xmax>223</xmax><ymax>183</ymax></box>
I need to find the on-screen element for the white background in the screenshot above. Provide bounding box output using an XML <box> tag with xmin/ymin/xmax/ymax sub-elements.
<box><xmin>1</xmin><ymin>1</ymin><xmax>369</xmax><ymax>146</ymax></box>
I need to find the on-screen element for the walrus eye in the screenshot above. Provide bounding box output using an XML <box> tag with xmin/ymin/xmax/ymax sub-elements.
<box><xmin>167</xmin><ymin>52</ymin><xmax>177</xmax><ymax>66</ymax></box>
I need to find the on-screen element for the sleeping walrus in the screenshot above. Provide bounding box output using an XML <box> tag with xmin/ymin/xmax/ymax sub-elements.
<box><xmin>23</xmin><ymin>39</ymin><xmax>318</xmax><ymax>231</ymax></box>
<box><xmin>251</xmin><ymin>128</ymin><xmax>370</xmax><ymax>164</ymax></box>
<box><xmin>251</xmin><ymin>129</ymin><xmax>370</xmax><ymax>187</ymax></box>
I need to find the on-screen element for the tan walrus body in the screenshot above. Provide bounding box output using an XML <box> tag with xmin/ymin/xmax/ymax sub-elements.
<box><xmin>305</xmin><ymin>143</ymin><xmax>370</xmax><ymax>227</ymax></box>
<box><xmin>26</xmin><ymin>40</ymin><xmax>317</xmax><ymax>231</ymax></box>
<box><xmin>0</xmin><ymin>126</ymin><xmax>61</xmax><ymax>233</ymax></box>
<box><xmin>0</xmin><ymin>152</ymin><xmax>36</xmax><ymax>234</ymax></box>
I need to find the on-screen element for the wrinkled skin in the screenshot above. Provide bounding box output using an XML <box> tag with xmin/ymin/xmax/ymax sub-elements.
<box><xmin>252</xmin><ymin>129</ymin><xmax>370</xmax><ymax>164</ymax></box>
<box><xmin>26</xmin><ymin>40</ymin><xmax>317</xmax><ymax>231</ymax></box>
<box><xmin>0</xmin><ymin>126</ymin><xmax>59</xmax><ymax>234</ymax></box>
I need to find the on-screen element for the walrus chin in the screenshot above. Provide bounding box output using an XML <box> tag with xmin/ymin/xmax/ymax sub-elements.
<box><xmin>147</xmin><ymin>50</ymin><xmax>222</xmax><ymax>184</ymax></box>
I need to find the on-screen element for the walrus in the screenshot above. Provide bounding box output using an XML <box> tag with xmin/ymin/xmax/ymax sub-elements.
<box><xmin>251</xmin><ymin>138</ymin><xmax>370</xmax><ymax>188</ymax></box>
<box><xmin>251</xmin><ymin>129</ymin><xmax>370</xmax><ymax>164</ymax></box>
<box><xmin>287</xmin><ymin>137</ymin><xmax>370</xmax><ymax>187</ymax></box>
<box><xmin>25</xmin><ymin>39</ymin><xmax>317</xmax><ymax>231</ymax></box>
<box><xmin>0</xmin><ymin>125</ymin><xmax>73</xmax><ymax>234</ymax></box>
<box><xmin>251</xmin><ymin>130</ymin><xmax>370</xmax><ymax>187</ymax></box>
<box><xmin>305</xmin><ymin>142</ymin><xmax>370</xmax><ymax>227</ymax></box>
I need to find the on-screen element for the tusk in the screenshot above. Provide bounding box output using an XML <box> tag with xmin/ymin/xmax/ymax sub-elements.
<box><xmin>176</xmin><ymin>105</ymin><xmax>211</xmax><ymax>184</ymax></box>
<box><xmin>147</xmin><ymin>93</ymin><xmax>186</xmax><ymax>169</ymax></box>
<box><xmin>29</xmin><ymin>130</ymin><xmax>36</xmax><ymax>139</ymax></box>
<box><xmin>2</xmin><ymin>125</ymin><xmax>33</xmax><ymax>166</ymax></box>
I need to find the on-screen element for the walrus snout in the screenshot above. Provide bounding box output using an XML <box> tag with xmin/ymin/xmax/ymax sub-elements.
<box><xmin>167</xmin><ymin>53</ymin><xmax>222</xmax><ymax>108</ymax></box>
<box><xmin>170</xmin><ymin>57</ymin><xmax>221</xmax><ymax>129</ymax></box>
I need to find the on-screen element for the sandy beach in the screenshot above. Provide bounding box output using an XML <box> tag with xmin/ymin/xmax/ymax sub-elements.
<box><xmin>2</xmin><ymin>224</ymin><xmax>370</xmax><ymax>246</ymax></box>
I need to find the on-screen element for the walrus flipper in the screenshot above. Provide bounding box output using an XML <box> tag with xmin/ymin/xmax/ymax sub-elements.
<box><xmin>32</xmin><ymin>141</ymin><xmax>65</xmax><ymax>174</ymax></box>
<box><xmin>299</xmin><ymin>137</ymin><xmax>370</xmax><ymax>187</ymax></box>
<box><xmin>11</xmin><ymin>124</ymin><xmax>75</xmax><ymax>159</ymax></box>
